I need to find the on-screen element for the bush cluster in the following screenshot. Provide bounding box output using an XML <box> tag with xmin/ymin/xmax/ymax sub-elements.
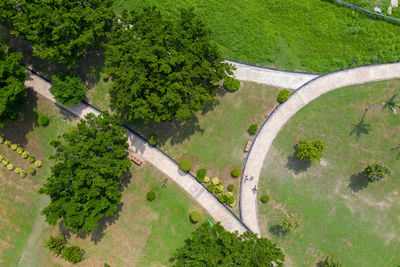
<box><xmin>223</xmin><ymin>76</ymin><xmax>240</xmax><ymax>92</ymax></box>
<box><xmin>46</xmin><ymin>235</ymin><xmax>85</xmax><ymax>263</ymax></box>
<box><xmin>196</xmin><ymin>168</ymin><xmax>207</xmax><ymax>182</ymax></box>
<box><xmin>231</xmin><ymin>168</ymin><xmax>241</xmax><ymax>178</ymax></box>
<box><xmin>277</xmin><ymin>89</ymin><xmax>291</xmax><ymax>103</ymax></box>
<box><xmin>211</xmin><ymin>177</ymin><xmax>220</xmax><ymax>185</ymax></box>
<box><xmin>363</xmin><ymin>162</ymin><xmax>393</xmax><ymax>183</ymax></box>
<box><xmin>295</xmin><ymin>139</ymin><xmax>327</xmax><ymax>162</ymax></box>
<box><xmin>179</xmin><ymin>159</ymin><xmax>192</xmax><ymax>172</ymax></box>
<box><xmin>215</xmin><ymin>185</ymin><xmax>224</xmax><ymax>194</ymax></box>
<box><xmin>248</xmin><ymin>124</ymin><xmax>258</xmax><ymax>135</ymax></box>
<box><xmin>190</xmin><ymin>211</ymin><xmax>202</xmax><ymax>223</ymax></box>
<box><xmin>0</xmin><ymin>138</ymin><xmax>42</xmax><ymax>168</ymax></box>
<box><xmin>0</xmin><ymin>155</ymin><xmax>27</xmax><ymax>177</ymax></box>
<box><xmin>46</xmin><ymin>235</ymin><xmax>68</xmax><ymax>255</ymax></box>
<box><xmin>146</xmin><ymin>190</ymin><xmax>156</xmax><ymax>201</ymax></box>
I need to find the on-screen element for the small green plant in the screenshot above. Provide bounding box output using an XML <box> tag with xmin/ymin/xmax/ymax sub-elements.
<box><xmin>225</xmin><ymin>192</ymin><xmax>236</xmax><ymax>207</ymax></box>
<box><xmin>14</xmin><ymin>167</ymin><xmax>22</xmax><ymax>174</ymax></box>
<box><xmin>277</xmin><ymin>89</ymin><xmax>291</xmax><ymax>103</ymax></box>
<box><xmin>22</xmin><ymin>151</ymin><xmax>28</xmax><ymax>159</ymax></box>
<box><xmin>20</xmin><ymin>170</ymin><xmax>27</xmax><ymax>178</ymax></box>
<box><xmin>179</xmin><ymin>159</ymin><xmax>192</xmax><ymax>172</ymax></box>
<box><xmin>223</xmin><ymin>76</ymin><xmax>241</xmax><ymax>92</ymax></box>
<box><xmin>34</xmin><ymin>160</ymin><xmax>42</xmax><ymax>167</ymax></box>
<box><xmin>363</xmin><ymin>162</ymin><xmax>393</xmax><ymax>183</ymax></box>
<box><xmin>148</xmin><ymin>134</ymin><xmax>159</xmax><ymax>146</ymax></box>
<box><xmin>261</xmin><ymin>195</ymin><xmax>270</xmax><ymax>203</ymax></box>
<box><xmin>196</xmin><ymin>168</ymin><xmax>207</xmax><ymax>182</ymax></box>
<box><xmin>28</xmin><ymin>167</ymin><xmax>36</xmax><ymax>175</ymax></box>
<box><xmin>5</xmin><ymin>140</ymin><xmax>12</xmax><ymax>147</ymax></box>
<box><xmin>46</xmin><ymin>235</ymin><xmax>68</xmax><ymax>255</ymax></box>
<box><xmin>61</xmin><ymin>245</ymin><xmax>85</xmax><ymax>263</ymax></box>
<box><xmin>17</xmin><ymin>147</ymin><xmax>23</xmax><ymax>154</ymax></box>
<box><xmin>231</xmin><ymin>168</ymin><xmax>241</xmax><ymax>177</ymax></box>
<box><xmin>28</xmin><ymin>155</ymin><xmax>36</xmax><ymax>163</ymax></box>
<box><xmin>0</xmin><ymin>155</ymin><xmax>3</xmax><ymax>161</ymax></box>
<box><xmin>280</xmin><ymin>216</ymin><xmax>302</xmax><ymax>232</ymax></box>
<box><xmin>218</xmin><ymin>193</ymin><xmax>227</xmax><ymax>203</ymax></box>
<box><xmin>215</xmin><ymin>185</ymin><xmax>224</xmax><ymax>194</ymax></box>
<box><xmin>295</xmin><ymin>139</ymin><xmax>327</xmax><ymax>162</ymax></box>
<box><xmin>146</xmin><ymin>190</ymin><xmax>156</xmax><ymax>201</ymax></box>
<box><xmin>2</xmin><ymin>159</ymin><xmax>8</xmax><ymax>166</ymax></box>
<box><xmin>320</xmin><ymin>255</ymin><xmax>343</xmax><ymax>267</ymax></box>
<box><xmin>211</xmin><ymin>177</ymin><xmax>220</xmax><ymax>185</ymax></box>
<box><xmin>7</xmin><ymin>164</ymin><xmax>14</xmax><ymax>171</ymax></box>
<box><xmin>203</xmin><ymin>176</ymin><xmax>210</xmax><ymax>183</ymax></box>
<box><xmin>104</xmin><ymin>263</ymin><xmax>111</xmax><ymax>267</ymax></box>
<box><xmin>38</xmin><ymin>114</ymin><xmax>49</xmax><ymax>126</ymax></box>
<box><xmin>248</xmin><ymin>124</ymin><xmax>258</xmax><ymax>135</ymax></box>
<box><xmin>206</xmin><ymin>184</ymin><xmax>215</xmax><ymax>193</ymax></box>
<box><xmin>189</xmin><ymin>211</ymin><xmax>202</xmax><ymax>223</ymax></box>
<box><xmin>227</xmin><ymin>184</ymin><xmax>234</xmax><ymax>192</ymax></box>
<box><xmin>11</xmin><ymin>144</ymin><xmax>18</xmax><ymax>150</ymax></box>
<box><xmin>0</xmin><ymin>137</ymin><xmax>3</xmax><ymax>143</ymax></box>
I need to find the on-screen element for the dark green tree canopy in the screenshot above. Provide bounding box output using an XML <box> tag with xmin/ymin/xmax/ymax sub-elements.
<box><xmin>105</xmin><ymin>7</ymin><xmax>233</xmax><ymax>123</ymax></box>
<box><xmin>39</xmin><ymin>112</ymin><xmax>131</xmax><ymax>234</ymax></box>
<box><xmin>173</xmin><ymin>222</ymin><xmax>285</xmax><ymax>266</ymax></box>
<box><xmin>50</xmin><ymin>74</ymin><xmax>87</xmax><ymax>106</ymax></box>
<box><xmin>0</xmin><ymin>44</ymin><xmax>27</xmax><ymax>127</ymax></box>
<box><xmin>1</xmin><ymin>0</ymin><xmax>115</xmax><ymax>67</ymax></box>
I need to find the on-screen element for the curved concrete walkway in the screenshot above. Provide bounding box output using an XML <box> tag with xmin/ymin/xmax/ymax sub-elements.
<box><xmin>226</xmin><ymin>60</ymin><xmax>318</xmax><ymax>89</ymax></box>
<box><xmin>24</xmin><ymin>69</ymin><xmax>248</xmax><ymax>234</ymax></box>
<box><xmin>241</xmin><ymin>63</ymin><xmax>400</xmax><ymax>235</ymax></box>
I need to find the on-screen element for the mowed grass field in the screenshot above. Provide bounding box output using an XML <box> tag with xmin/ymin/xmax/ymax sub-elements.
<box><xmin>88</xmin><ymin>81</ymin><xmax>282</xmax><ymax>214</ymax></box>
<box><xmin>114</xmin><ymin>0</ymin><xmax>400</xmax><ymax>73</ymax></box>
<box><xmin>258</xmin><ymin>79</ymin><xmax>400</xmax><ymax>266</ymax></box>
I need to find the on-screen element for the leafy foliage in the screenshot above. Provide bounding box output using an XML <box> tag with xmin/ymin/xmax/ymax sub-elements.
<box><xmin>261</xmin><ymin>195</ymin><xmax>270</xmax><ymax>203</ymax></box>
<box><xmin>196</xmin><ymin>168</ymin><xmax>207</xmax><ymax>182</ymax></box>
<box><xmin>227</xmin><ymin>184</ymin><xmax>234</xmax><ymax>192</ymax></box>
<box><xmin>224</xmin><ymin>77</ymin><xmax>240</xmax><ymax>92</ymax></box>
<box><xmin>211</xmin><ymin>177</ymin><xmax>220</xmax><ymax>185</ymax></box>
<box><xmin>46</xmin><ymin>235</ymin><xmax>67</xmax><ymax>255</ymax></box>
<box><xmin>61</xmin><ymin>245</ymin><xmax>85</xmax><ymax>263</ymax></box>
<box><xmin>280</xmin><ymin>216</ymin><xmax>302</xmax><ymax>232</ymax></box>
<box><xmin>231</xmin><ymin>168</ymin><xmax>241</xmax><ymax>177</ymax></box>
<box><xmin>277</xmin><ymin>89</ymin><xmax>291</xmax><ymax>103</ymax></box>
<box><xmin>105</xmin><ymin>7</ymin><xmax>233</xmax><ymax>122</ymax></box>
<box><xmin>179</xmin><ymin>159</ymin><xmax>192</xmax><ymax>172</ymax></box>
<box><xmin>38</xmin><ymin>113</ymin><xmax>49</xmax><ymax>126</ymax></box>
<box><xmin>320</xmin><ymin>255</ymin><xmax>343</xmax><ymax>267</ymax></box>
<box><xmin>206</xmin><ymin>184</ymin><xmax>215</xmax><ymax>193</ymax></box>
<box><xmin>1</xmin><ymin>0</ymin><xmax>115</xmax><ymax>66</ymax></box>
<box><xmin>363</xmin><ymin>162</ymin><xmax>394</xmax><ymax>183</ymax></box>
<box><xmin>0</xmin><ymin>44</ymin><xmax>27</xmax><ymax>127</ymax></box>
<box><xmin>295</xmin><ymin>139</ymin><xmax>327</xmax><ymax>162</ymax></box>
<box><xmin>146</xmin><ymin>190</ymin><xmax>156</xmax><ymax>201</ymax></box>
<box><xmin>39</xmin><ymin>112</ymin><xmax>131</xmax><ymax>234</ymax></box>
<box><xmin>173</xmin><ymin>222</ymin><xmax>285</xmax><ymax>266</ymax></box>
<box><xmin>50</xmin><ymin>74</ymin><xmax>87</xmax><ymax>106</ymax></box>
<box><xmin>189</xmin><ymin>211</ymin><xmax>201</xmax><ymax>223</ymax></box>
<box><xmin>248</xmin><ymin>124</ymin><xmax>258</xmax><ymax>135</ymax></box>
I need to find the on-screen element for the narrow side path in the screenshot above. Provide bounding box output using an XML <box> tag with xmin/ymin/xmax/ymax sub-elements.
<box><xmin>241</xmin><ymin>63</ymin><xmax>400</xmax><ymax>235</ymax></box>
<box><xmin>226</xmin><ymin>60</ymin><xmax>318</xmax><ymax>89</ymax></box>
<box><xmin>24</xmin><ymin>69</ymin><xmax>247</xmax><ymax>234</ymax></box>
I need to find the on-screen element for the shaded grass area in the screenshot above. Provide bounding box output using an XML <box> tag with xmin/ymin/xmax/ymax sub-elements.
<box><xmin>114</xmin><ymin>0</ymin><xmax>400</xmax><ymax>73</ymax></box>
<box><xmin>0</xmin><ymin>89</ymin><xmax>78</xmax><ymax>266</ymax></box>
<box><xmin>258</xmin><ymin>79</ymin><xmax>400</xmax><ymax>266</ymax></box>
<box><xmin>30</xmin><ymin>164</ymin><xmax>209</xmax><ymax>267</ymax></box>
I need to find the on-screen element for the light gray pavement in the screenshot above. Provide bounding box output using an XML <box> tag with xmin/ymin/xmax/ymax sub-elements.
<box><xmin>24</xmin><ymin>69</ymin><xmax>248</xmax><ymax>234</ymax></box>
<box><xmin>241</xmin><ymin>63</ymin><xmax>400</xmax><ymax>235</ymax></box>
<box><xmin>226</xmin><ymin>60</ymin><xmax>318</xmax><ymax>89</ymax></box>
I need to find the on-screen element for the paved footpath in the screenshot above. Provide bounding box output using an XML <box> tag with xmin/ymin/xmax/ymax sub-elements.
<box><xmin>241</xmin><ymin>63</ymin><xmax>400</xmax><ymax>235</ymax></box>
<box><xmin>24</xmin><ymin>69</ymin><xmax>248</xmax><ymax>234</ymax></box>
<box><xmin>226</xmin><ymin>60</ymin><xmax>318</xmax><ymax>89</ymax></box>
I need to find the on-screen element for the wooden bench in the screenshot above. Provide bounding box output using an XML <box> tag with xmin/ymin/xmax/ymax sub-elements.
<box><xmin>244</xmin><ymin>140</ymin><xmax>252</xmax><ymax>152</ymax></box>
<box><xmin>128</xmin><ymin>152</ymin><xmax>143</xmax><ymax>166</ymax></box>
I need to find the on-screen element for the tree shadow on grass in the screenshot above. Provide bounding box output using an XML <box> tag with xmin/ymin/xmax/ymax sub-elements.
<box><xmin>286</xmin><ymin>153</ymin><xmax>311</xmax><ymax>174</ymax></box>
<box><xmin>348</xmin><ymin>172</ymin><xmax>368</xmax><ymax>193</ymax></box>
<box><xmin>349</xmin><ymin>111</ymin><xmax>371</xmax><ymax>139</ymax></box>
<box><xmin>269</xmin><ymin>224</ymin><xmax>288</xmax><ymax>237</ymax></box>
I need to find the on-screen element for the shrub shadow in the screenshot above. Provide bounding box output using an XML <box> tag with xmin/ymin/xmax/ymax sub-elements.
<box><xmin>286</xmin><ymin>154</ymin><xmax>311</xmax><ymax>174</ymax></box>
<box><xmin>348</xmin><ymin>172</ymin><xmax>368</xmax><ymax>193</ymax></box>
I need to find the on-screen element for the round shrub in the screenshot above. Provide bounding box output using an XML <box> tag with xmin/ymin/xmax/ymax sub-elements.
<box><xmin>146</xmin><ymin>190</ymin><xmax>156</xmax><ymax>201</ymax></box>
<box><xmin>196</xmin><ymin>168</ymin><xmax>207</xmax><ymax>182</ymax></box>
<box><xmin>277</xmin><ymin>89</ymin><xmax>291</xmax><ymax>103</ymax></box>
<box><xmin>215</xmin><ymin>185</ymin><xmax>224</xmax><ymax>194</ymax></box>
<box><xmin>261</xmin><ymin>195</ymin><xmax>270</xmax><ymax>203</ymax></box>
<box><xmin>211</xmin><ymin>177</ymin><xmax>220</xmax><ymax>185</ymax></box>
<box><xmin>364</xmin><ymin>162</ymin><xmax>393</xmax><ymax>183</ymax></box>
<box><xmin>148</xmin><ymin>134</ymin><xmax>159</xmax><ymax>146</ymax></box>
<box><xmin>61</xmin><ymin>245</ymin><xmax>85</xmax><ymax>263</ymax></box>
<box><xmin>203</xmin><ymin>176</ymin><xmax>210</xmax><ymax>183</ymax></box>
<box><xmin>38</xmin><ymin>114</ymin><xmax>49</xmax><ymax>126</ymax></box>
<box><xmin>11</xmin><ymin>144</ymin><xmax>18</xmax><ymax>150</ymax></box>
<box><xmin>2</xmin><ymin>159</ymin><xmax>8</xmax><ymax>166</ymax></box>
<box><xmin>28</xmin><ymin>167</ymin><xmax>36</xmax><ymax>175</ymax></box>
<box><xmin>0</xmin><ymin>155</ymin><xmax>3</xmax><ymax>161</ymax></box>
<box><xmin>34</xmin><ymin>160</ymin><xmax>42</xmax><ymax>168</ymax></box>
<box><xmin>224</xmin><ymin>76</ymin><xmax>241</xmax><ymax>92</ymax></box>
<box><xmin>231</xmin><ymin>168</ymin><xmax>241</xmax><ymax>178</ymax></box>
<box><xmin>227</xmin><ymin>184</ymin><xmax>235</xmax><ymax>192</ymax></box>
<box><xmin>248</xmin><ymin>124</ymin><xmax>258</xmax><ymax>135</ymax></box>
<box><xmin>206</xmin><ymin>184</ymin><xmax>215</xmax><ymax>193</ymax></box>
<box><xmin>218</xmin><ymin>194</ymin><xmax>227</xmax><ymax>203</ymax></box>
<box><xmin>179</xmin><ymin>159</ymin><xmax>192</xmax><ymax>172</ymax></box>
<box><xmin>17</xmin><ymin>147</ymin><xmax>23</xmax><ymax>154</ymax></box>
<box><xmin>28</xmin><ymin>155</ymin><xmax>36</xmax><ymax>163</ymax></box>
<box><xmin>22</xmin><ymin>151</ymin><xmax>28</xmax><ymax>158</ymax></box>
<box><xmin>189</xmin><ymin>211</ymin><xmax>201</xmax><ymax>223</ymax></box>
<box><xmin>14</xmin><ymin>167</ymin><xmax>22</xmax><ymax>174</ymax></box>
<box><xmin>20</xmin><ymin>170</ymin><xmax>27</xmax><ymax>178</ymax></box>
<box><xmin>7</xmin><ymin>164</ymin><xmax>14</xmax><ymax>171</ymax></box>
<box><xmin>296</xmin><ymin>139</ymin><xmax>327</xmax><ymax>162</ymax></box>
<box><xmin>5</xmin><ymin>140</ymin><xmax>12</xmax><ymax>147</ymax></box>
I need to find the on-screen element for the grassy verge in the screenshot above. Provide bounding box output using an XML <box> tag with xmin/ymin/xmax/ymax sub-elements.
<box><xmin>258</xmin><ymin>79</ymin><xmax>400</xmax><ymax>266</ymax></box>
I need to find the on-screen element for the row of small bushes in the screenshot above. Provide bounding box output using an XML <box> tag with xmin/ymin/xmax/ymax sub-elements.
<box><xmin>0</xmin><ymin>154</ymin><xmax>33</xmax><ymax>177</ymax></box>
<box><xmin>46</xmin><ymin>235</ymin><xmax>85</xmax><ymax>263</ymax></box>
<box><xmin>0</xmin><ymin>137</ymin><xmax>42</xmax><ymax>168</ymax></box>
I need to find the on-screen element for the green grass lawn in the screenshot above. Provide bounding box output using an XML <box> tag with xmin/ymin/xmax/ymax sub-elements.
<box><xmin>258</xmin><ymin>79</ymin><xmax>400</xmax><ymax>266</ymax></box>
<box><xmin>114</xmin><ymin>0</ymin><xmax>400</xmax><ymax>73</ymax></box>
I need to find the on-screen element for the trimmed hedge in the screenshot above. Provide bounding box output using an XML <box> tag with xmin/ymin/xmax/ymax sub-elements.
<box><xmin>261</xmin><ymin>195</ymin><xmax>270</xmax><ymax>203</ymax></box>
<box><xmin>231</xmin><ymin>168</ymin><xmax>241</xmax><ymax>178</ymax></box>
<box><xmin>224</xmin><ymin>76</ymin><xmax>241</xmax><ymax>92</ymax></box>
<box><xmin>277</xmin><ymin>89</ymin><xmax>291</xmax><ymax>103</ymax></box>
<box><xmin>146</xmin><ymin>190</ymin><xmax>156</xmax><ymax>201</ymax></box>
<box><xmin>227</xmin><ymin>184</ymin><xmax>235</xmax><ymax>192</ymax></box>
<box><xmin>189</xmin><ymin>211</ymin><xmax>202</xmax><ymax>223</ymax></box>
<box><xmin>179</xmin><ymin>159</ymin><xmax>192</xmax><ymax>172</ymax></box>
<box><xmin>248</xmin><ymin>124</ymin><xmax>258</xmax><ymax>135</ymax></box>
<box><xmin>196</xmin><ymin>168</ymin><xmax>207</xmax><ymax>182</ymax></box>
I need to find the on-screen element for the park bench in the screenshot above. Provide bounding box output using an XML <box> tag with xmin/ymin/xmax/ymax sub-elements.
<box><xmin>128</xmin><ymin>151</ymin><xmax>143</xmax><ymax>166</ymax></box>
<box><xmin>244</xmin><ymin>140</ymin><xmax>252</xmax><ymax>152</ymax></box>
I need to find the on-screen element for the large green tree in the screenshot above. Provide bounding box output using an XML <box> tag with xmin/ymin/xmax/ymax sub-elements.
<box><xmin>105</xmin><ymin>7</ymin><xmax>234</xmax><ymax>122</ymax></box>
<box><xmin>39</xmin><ymin>112</ymin><xmax>131</xmax><ymax>234</ymax></box>
<box><xmin>0</xmin><ymin>44</ymin><xmax>27</xmax><ymax>127</ymax></box>
<box><xmin>0</xmin><ymin>0</ymin><xmax>115</xmax><ymax>67</ymax></box>
<box><xmin>173</xmin><ymin>222</ymin><xmax>285</xmax><ymax>266</ymax></box>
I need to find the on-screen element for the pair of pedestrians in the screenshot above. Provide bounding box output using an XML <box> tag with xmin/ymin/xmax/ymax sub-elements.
<box><xmin>243</xmin><ymin>175</ymin><xmax>258</xmax><ymax>193</ymax></box>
